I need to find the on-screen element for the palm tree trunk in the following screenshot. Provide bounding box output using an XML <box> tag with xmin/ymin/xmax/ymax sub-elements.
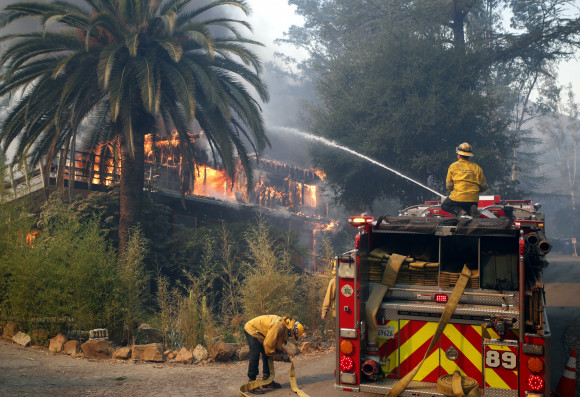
<box><xmin>119</xmin><ymin>132</ymin><xmax>145</xmax><ymax>254</ymax></box>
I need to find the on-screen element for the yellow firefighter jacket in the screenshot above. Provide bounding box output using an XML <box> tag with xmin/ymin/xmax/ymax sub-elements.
<box><xmin>446</xmin><ymin>158</ymin><xmax>488</xmax><ymax>202</ymax></box>
<box><xmin>244</xmin><ymin>315</ymin><xmax>288</xmax><ymax>356</ymax></box>
<box><xmin>322</xmin><ymin>277</ymin><xmax>336</xmax><ymax>318</ymax></box>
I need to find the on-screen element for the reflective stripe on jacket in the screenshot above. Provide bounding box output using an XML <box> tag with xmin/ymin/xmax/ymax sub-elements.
<box><xmin>446</xmin><ymin>159</ymin><xmax>488</xmax><ymax>202</ymax></box>
<box><xmin>244</xmin><ymin>315</ymin><xmax>288</xmax><ymax>355</ymax></box>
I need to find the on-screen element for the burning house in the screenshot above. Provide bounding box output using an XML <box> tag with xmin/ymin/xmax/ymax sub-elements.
<box><xmin>4</xmin><ymin>131</ymin><xmax>339</xmax><ymax>272</ymax></box>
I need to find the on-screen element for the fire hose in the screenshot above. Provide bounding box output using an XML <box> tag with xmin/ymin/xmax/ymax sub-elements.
<box><xmin>239</xmin><ymin>357</ymin><xmax>310</xmax><ymax>397</ymax></box>
<box><xmin>365</xmin><ymin>252</ymin><xmax>407</xmax><ymax>347</ymax></box>
<box><xmin>386</xmin><ymin>265</ymin><xmax>479</xmax><ymax>397</ymax></box>
<box><xmin>436</xmin><ymin>371</ymin><xmax>479</xmax><ymax>397</ymax></box>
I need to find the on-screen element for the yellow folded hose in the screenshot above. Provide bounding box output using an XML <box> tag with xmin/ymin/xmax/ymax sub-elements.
<box><xmin>437</xmin><ymin>371</ymin><xmax>479</xmax><ymax>397</ymax></box>
<box><xmin>239</xmin><ymin>357</ymin><xmax>310</xmax><ymax>397</ymax></box>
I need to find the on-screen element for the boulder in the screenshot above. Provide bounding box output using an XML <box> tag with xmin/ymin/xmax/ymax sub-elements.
<box><xmin>211</xmin><ymin>341</ymin><xmax>237</xmax><ymax>362</ymax></box>
<box><xmin>283</xmin><ymin>342</ymin><xmax>299</xmax><ymax>357</ymax></box>
<box><xmin>132</xmin><ymin>343</ymin><xmax>165</xmax><ymax>362</ymax></box>
<box><xmin>238</xmin><ymin>345</ymin><xmax>250</xmax><ymax>361</ymax></box>
<box><xmin>2</xmin><ymin>321</ymin><xmax>18</xmax><ymax>339</ymax></box>
<box><xmin>193</xmin><ymin>344</ymin><xmax>208</xmax><ymax>362</ymax></box>
<box><xmin>175</xmin><ymin>347</ymin><xmax>194</xmax><ymax>364</ymax></box>
<box><xmin>134</xmin><ymin>324</ymin><xmax>164</xmax><ymax>345</ymax></box>
<box><xmin>49</xmin><ymin>333</ymin><xmax>68</xmax><ymax>353</ymax></box>
<box><xmin>298</xmin><ymin>341</ymin><xmax>316</xmax><ymax>354</ymax></box>
<box><xmin>63</xmin><ymin>340</ymin><xmax>82</xmax><ymax>356</ymax></box>
<box><xmin>81</xmin><ymin>339</ymin><xmax>114</xmax><ymax>359</ymax></box>
<box><xmin>12</xmin><ymin>331</ymin><xmax>31</xmax><ymax>347</ymax></box>
<box><xmin>112</xmin><ymin>346</ymin><xmax>132</xmax><ymax>360</ymax></box>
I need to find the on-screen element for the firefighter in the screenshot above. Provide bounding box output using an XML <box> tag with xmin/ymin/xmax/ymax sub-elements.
<box><xmin>244</xmin><ymin>315</ymin><xmax>304</xmax><ymax>394</ymax></box>
<box><xmin>441</xmin><ymin>142</ymin><xmax>488</xmax><ymax>217</ymax></box>
<box><xmin>321</xmin><ymin>262</ymin><xmax>336</xmax><ymax>320</ymax></box>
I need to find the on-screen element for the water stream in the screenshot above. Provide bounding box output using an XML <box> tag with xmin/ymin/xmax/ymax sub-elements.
<box><xmin>270</xmin><ymin>126</ymin><xmax>445</xmax><ymax>199</ymax></box>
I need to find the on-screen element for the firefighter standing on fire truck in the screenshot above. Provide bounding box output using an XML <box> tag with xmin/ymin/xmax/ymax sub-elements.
<box><xmin>441</xmin><ymin>142</ymin><xmax>488</xmax><ymax>217</ymax></box>
<box><xmin>244</xmin><ymin>315</ymin><xmax>304</xmax><ymax>394</ymax></box>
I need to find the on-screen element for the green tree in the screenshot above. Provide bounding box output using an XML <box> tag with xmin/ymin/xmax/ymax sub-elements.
<box><xmin>283</xmin><ymin>0</ymin><xmax>580</xmax><ymax>209</ymax></box>
<box><xmin>0</xmin><ymin>0</ymin><xmax>269</xmax><ymax>252</ymax></box>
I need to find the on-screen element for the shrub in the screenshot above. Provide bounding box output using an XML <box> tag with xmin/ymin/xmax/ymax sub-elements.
<box><xmin>0</xmin><ymin>194</ymin><xmax>148</xmax><ymax>343</ymax></box>
<box><xmin>1</xmin><ymin>195</ymin><xmax>120</xmax><ymax>336</ymax></box>
<box><xmin>241</xmin><ymin>216</ymin><xmax>300</xmax><ymax>320</ymax></box>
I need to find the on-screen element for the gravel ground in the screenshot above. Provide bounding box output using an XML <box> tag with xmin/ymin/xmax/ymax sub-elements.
<box><xmin>0</xmin><ymin>339</ymin><xmax>344</xmax><ymax>397</ymax></box>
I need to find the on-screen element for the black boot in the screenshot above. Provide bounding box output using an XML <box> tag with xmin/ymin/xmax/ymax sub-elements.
<box><xmin>263</xmin><ymin>380</ymin><xmax>282</xmax><ymax>389</ymax></box>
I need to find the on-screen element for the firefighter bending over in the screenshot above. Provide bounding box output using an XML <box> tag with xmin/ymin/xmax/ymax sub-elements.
<box><xmin>321</xmin><ymin>262</ymin><xmax>336</xmax><ymax>320</ymax></box>
<box><xmin>244</xmin><ymin>315</ymin><xmax>304</xmax><ymax>394</ymax></box>
<box><xmin>441</xmin><ymin>142</ymin><xmax>488</xmax><ymax>217</ymax></box>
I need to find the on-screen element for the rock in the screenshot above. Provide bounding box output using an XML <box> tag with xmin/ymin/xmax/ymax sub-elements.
<box><xmin>49</xmin><ymin>333</ymin><xmax>68</xmax><ymax>353</ymax></box>
<box><xmin>175</xmin><ymin>347</ymin><xmax>194</xmax><ymax>364</ymax></box>
<box><xmin>298</xmin><ymin>341</ymin><xmax>315</xmax><ymax>354</ymax></box>
<box><xmin>283</xmin><ymin>342</ymin><xmax>299</xmax><ymax>356</ymax></box>
<box><xmin>134</xmin><ymin>323</ymin><xmax>164</xmax><ymax>345</ymax></box>
<box><xmin>2</xmin><ymin>321</ymin><xmax>18</xmax><ymax>339</ymax></box>
<box><xmin>238</xmin><ymin>345</ymin><xmax>250</xmax><ymax>361</ymax></box>
<box><xmin>132</xmin><ymin>343</ymin><xmax>165</xmax><ymax>362</ymax></box>
<box><xmin>193</xmin><ymin>344</ymin><xmax>208</xmax><ymax>362</ymax></box>
<box><xmin>81</xmin><ymin>339</ymin><xmax>114</xmax><ymax>359</ymax></box>
<box><xmin>12</xmin><ymin>331</ymin><xmax>31</xmax><ymax>347</ymax></box>
<box><xmin>63</xmin><ymin>340</ymin><xmax>82</xmax><ymax>356</ymax></box>
<box><xmin>112</xmin><ymin>346</ymin><xmax>132</xmax><ymax>360</ymax></box>
<box><xmin>211</xmin><ymin>341</ymin><xmax>237</xmax><ymax>362</ymax></box>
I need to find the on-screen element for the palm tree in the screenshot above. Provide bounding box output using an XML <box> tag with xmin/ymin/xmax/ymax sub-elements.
<box><xmin>0</xmin><ymin>0</ymin><xmax>269</xmax><ymax>252</ymax></box>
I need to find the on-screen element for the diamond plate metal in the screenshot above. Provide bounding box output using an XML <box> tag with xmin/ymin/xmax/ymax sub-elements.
<box><xmin>358</xmin><ymin>378</ymin><xmax>447</xmax><ymax>396</ymax></box>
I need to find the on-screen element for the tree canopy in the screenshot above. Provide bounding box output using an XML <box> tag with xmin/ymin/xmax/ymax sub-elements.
<box><xmin>283</xmin><ymin>0</ymin><xmax>580</xmax><ymax>210</ymax></box>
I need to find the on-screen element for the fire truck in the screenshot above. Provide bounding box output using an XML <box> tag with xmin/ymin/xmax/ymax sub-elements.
<box><xmin>334</xmin><ymin>195</ymin><xmax>551</xmax><ymax>396</ymax></box>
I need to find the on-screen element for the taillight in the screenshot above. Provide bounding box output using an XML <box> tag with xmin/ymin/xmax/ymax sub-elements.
<box><xmin>434</xmin><ymin>294</ymin><xmax>448</xmax><ymax>303</ymax></box>
<box><xmin>340</xmin><ymin>340</ymin><xmax>354</xmax><ymax>355</ymax></box>
<box><xmin>527</xmin><ymin>375</ymin><xmax>544</xmax><ymax>391</ymax></box>
<box><xmin>340</xmin><ymin>355</ymin><xmax>355</xmax><ymax>371</ymax></box>
<box><xmin>527</xmin><ymin>357</ymin><xmax>544</xmax><ymax>373</ymax></box>
<box><xmin>355</xmin><ymin>234</ymin><xmax>360</xmax><ymax>249</ymax></box>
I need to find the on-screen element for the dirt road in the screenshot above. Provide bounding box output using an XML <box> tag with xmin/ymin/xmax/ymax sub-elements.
<box><xmin>0</xmin><ymin>339</ymin><xmax>374</xmax><ymax>397</ymax></box>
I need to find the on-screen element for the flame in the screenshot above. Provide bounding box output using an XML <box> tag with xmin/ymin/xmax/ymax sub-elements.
<box><xmin>320</xmin><ymin>219</ymin><xmax>339</xmax><ymax>232</ymax></box>
<box><xmin>315</xmin><ymin>169</ymin><xmax>326</xmax><ymax>180</ymax></box>
<box><xmin>193</xmin><ymin>165</ymin><xmax>236</xmax><ymax>201</ymax></box>
<box><xmin>304</xmin><ymin>184</ymin><xmax>317</xmax><ymax>207</ymax></box>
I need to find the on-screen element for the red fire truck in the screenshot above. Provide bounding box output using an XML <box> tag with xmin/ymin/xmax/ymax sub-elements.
<box><xmin>334</xmin><ymin>196</ymin><xmax>551</xmax><ymax>396</ymax></box>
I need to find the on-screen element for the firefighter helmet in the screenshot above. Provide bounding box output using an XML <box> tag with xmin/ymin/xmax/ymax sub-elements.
<box><xmin>456</xmin><ymin>142</ymin><xmax>474</xmax><ymax>157</ymax></box>
<box><xmin>283</xmin><ymin>317</ymin><xmax>304</xmax><ymax>340</ymax></box>
<box><xmin>292</xmin><ymin>321</ymin><xmax>304</xmax><ymax>340</ymax></box>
